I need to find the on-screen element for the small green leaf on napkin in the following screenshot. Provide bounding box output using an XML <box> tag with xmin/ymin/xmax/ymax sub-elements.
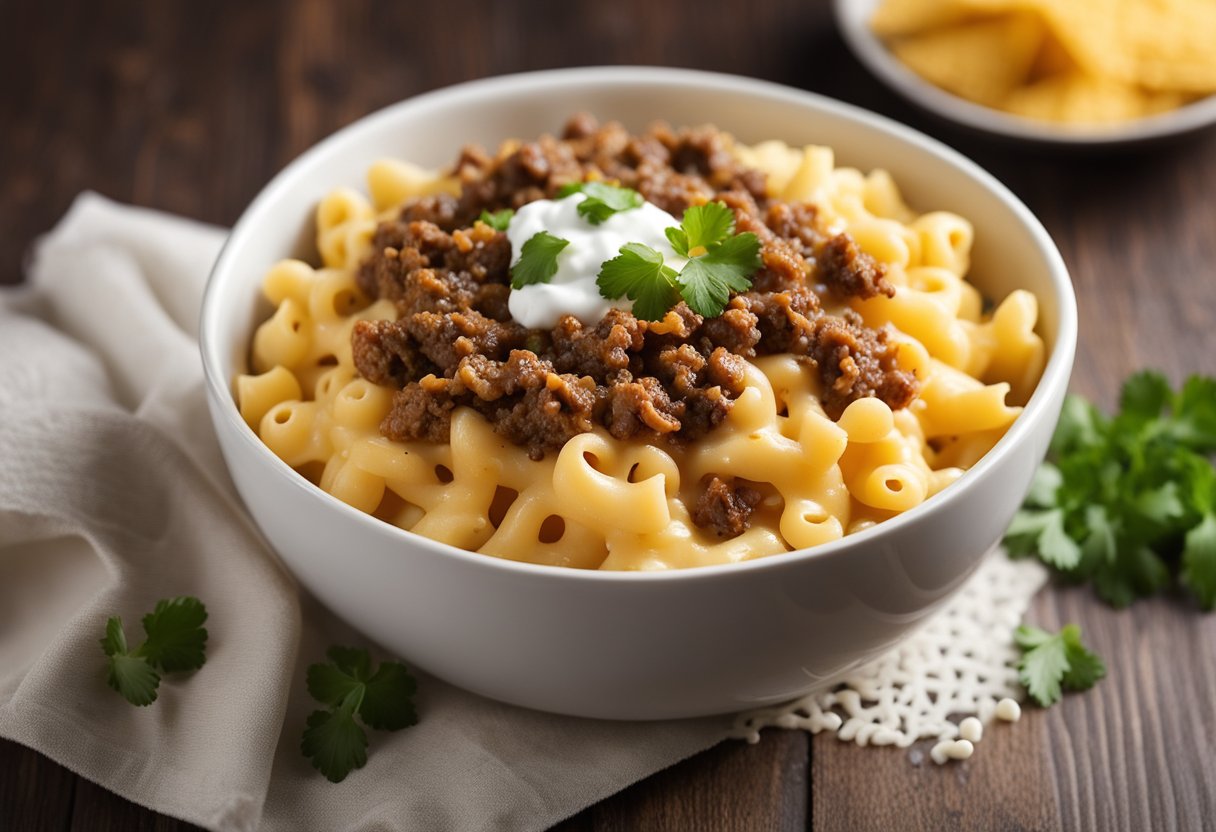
<box><xmin>101</xmin><ymin>596</ymin><xmax>208</xmax><ymax>706</ymax></box>
<box><xmin>302</xmin><ymin>646</ymin><xmax>419</xmax><ymax>782</ymax></box>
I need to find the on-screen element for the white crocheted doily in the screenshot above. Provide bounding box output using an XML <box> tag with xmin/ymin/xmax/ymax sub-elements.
<box><xmin>732</xmin><ymin>551</ymin><xmax>1047</xmax><ymax>751</ymax></box>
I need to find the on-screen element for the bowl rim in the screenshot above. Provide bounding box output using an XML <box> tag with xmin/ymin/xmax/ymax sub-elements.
<box><xmin>832</xmin><ymin>0</ymin><xmax>1216</xmax><ymax>146</ymax></box>
<box><xmin>200</xmin><ymin>65</ymin><xmax>1078</xmax><ymax>584</ymax></box>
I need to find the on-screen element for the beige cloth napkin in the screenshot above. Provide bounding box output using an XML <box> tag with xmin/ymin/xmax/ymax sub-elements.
<box><xmin>0</xmin><ymin>193</ymin><xmax>731</xmax><ymax>832</ymax></box>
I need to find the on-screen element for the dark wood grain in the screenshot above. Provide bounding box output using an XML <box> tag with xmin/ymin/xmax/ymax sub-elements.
<box><xmin>1</xmin><ymin>0</ymin><xmax>1214</xmax><ymax>830</ymax></box>
<box><xmin>553</xmin><ymin>733</ymin><xmax>809</xmax><ymax>832</ymax></box>
<box><xmin>68</xmin><ymin>778</ymin><xmax>202</xmax><ymax>832</ymax></box>
<box><xmin>0</xmin><ymin>741</ymin><xmax>76</xmax><ymax>832</ymax></box>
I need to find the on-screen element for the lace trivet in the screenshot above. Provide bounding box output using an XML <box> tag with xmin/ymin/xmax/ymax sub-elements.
<box><xmin>731</xmin><ymin>551</ymin><xmax>1047</xmax><ymax>752</ymax></box>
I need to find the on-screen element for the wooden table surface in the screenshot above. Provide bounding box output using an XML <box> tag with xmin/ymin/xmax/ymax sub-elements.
<box><xmin>2</xmin><ymin>1</ymin><xmax>1214</xmax><ymax>830</ymax></box>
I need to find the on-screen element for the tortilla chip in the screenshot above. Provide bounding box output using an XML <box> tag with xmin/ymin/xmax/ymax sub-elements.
<box><xmin>891</xmin><ymin>13</ymin><xmax>1045</xmax><ymax>107</ymax></box>
<box><xmin>873</xmin><ymin>0</ymin><xmax>1216</xmax><ymax>124</ymax></box>
<box><xmin>1027</xmin><ymin>29</ymin><xmax>1076</xmax><ymax>81</ymax></box>
<box><xmin>1003</xmin><ymin>73</ymin><xmax>1185</xmax><ymax>124</ymax></box>
<box><xmin>1041</xmin><ymin>0</ymin><xmax>1216</xmax><ymax>93</ymax></box>
<box><xmin>870</xmin><ymin>0</ymin><xmax>1037</xmax><ymax>37</ymax></box>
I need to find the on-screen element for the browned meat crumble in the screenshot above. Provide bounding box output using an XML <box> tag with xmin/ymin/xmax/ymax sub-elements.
<box><xmin>692</xmin><ymin>477</ymin><xmax>763</xmax><ymax>539</ymax></box>
<box><xmin>349</xmin><ymin>115</ymin><xmax>919</xmax><ymax>538</ymax></box>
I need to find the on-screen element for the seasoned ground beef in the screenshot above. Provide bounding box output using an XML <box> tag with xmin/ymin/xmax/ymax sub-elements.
<box><xmin>349</xmin><ymin>115</ymin><xmax>919</xmax><ymax>535</ymax></box>
<box><xmin>693</xmin><ymin>477</ymin><xmax>763</xmax><ymax>538</ymax></box>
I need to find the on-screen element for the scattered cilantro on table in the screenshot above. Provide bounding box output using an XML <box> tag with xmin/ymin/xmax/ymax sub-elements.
<box><xmin>301</xmin><ymin>646</ymin><xmax>418</xmax><ymax>783</ymax></box>
<box><xmin>1004</xmin><ymin>371</ymin><xmax>1216</xmax><ymax>609</ymax></box>
<box><xmin>558</xmin><ymin>181</ymin><xmax>644</xmax><ymax>225</ymax></box>
<box><xmin>1015</xmin><ymin>623</ymin><xmax>1106</xmax><ymax>707</ymax></box>
<box><xmin>510</xmin><ymin>231</ymin><xmax>569</xmax><ymax>290</ymax></box>
<box><xmin>477</xmin><ymin>208</ymin><xmax>514</xmax><ymax>231</ymax></box>
<box><xmin>100</xmin><ymin>596</ymin><xmax>208</xmax><ymax>706</ymax></box>
<box><xmin>597</xmin><ymin>201</ymin><xmax>761</xmax><ymax>321</ymax></box>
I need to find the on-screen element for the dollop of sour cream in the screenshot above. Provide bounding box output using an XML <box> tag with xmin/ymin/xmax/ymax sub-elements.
<box><xmin>506</xmin><ymin>193</ymin><xmax>686</xmax><ymax>329</ymax></box>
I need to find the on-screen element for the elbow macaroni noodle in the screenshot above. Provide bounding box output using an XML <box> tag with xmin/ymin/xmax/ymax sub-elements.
<box><xmin>238</xmin><ymin>140</ymin><xmax>1046</xmax><ymax>570</ymax></box>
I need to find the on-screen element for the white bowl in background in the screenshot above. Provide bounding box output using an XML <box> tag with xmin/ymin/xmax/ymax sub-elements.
<box><xmin>200</xmin><ymin>66</ymin><xmax>1076</xmax><ymax>720</ymax></box>
<box><xmin>834</xmin><ymin>0</ymin><xmax>1216</xmax><ymax>147</ymax></box>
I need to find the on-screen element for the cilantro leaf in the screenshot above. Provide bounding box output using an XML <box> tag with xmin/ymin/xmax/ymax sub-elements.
<box><xmin>106</xmin><ymin>654</ymin><xmax>161</xmax><ymax>707</ymax></box>
<box><xmin>1004</xmin><ymin>507</ymin><xmax>1081</xmax><ymax>570</ymax></box>
<box><xmin>1093</xmin><ymin>544</ymin><xmax>1170</xmax><ymax>607</ymax></box>
<box><xmin>301</xmin><ymin>693</ymin><xmax>368</xmax><ymax>783</ymax></box>
<box><xmin>590</xmin><ymin>198</ymin><xmax>761</xmax><ymax>321</ymax></box>
<box><xmin>302</xmin><ymin>646</ymin><xmax>419</xmax><ymax>782</ymax></box>
<box><xmin>358</xmin><ymin>662</ymin><xmax>419</xmax><ymax>731</ymax></box>
<box><xmin>326</xmin><ymin>645</ymin><xmax>373</xmax><ymax>681</ymax></box>
<box><xmin>664</xmin><ymin>202</ymin><xmax>761</xmax><ymax>317</ymax></box>
<box><xmin>1059</xmin><ymin>636</ymin><xmax>1107</xmax><ymax>692</ymax></box>
<box><xmin>1119</xmin><ymin>370</ymin><xmax>1171</xmax><ymax>426</ymax></box>
<box><xmin>664</xmin><ymin>226</ymin><xmax>688</xmax><ymax>258</ymax></box>
<box><xmin>1050</xmin><ymin>394</ymin><xmax>1104</xmax><ymax>456</ymax></box>
<box><xmin>1078</xmin><ymin>504</ymin><xmax>1117</xmax><ymax>576</ymax></box>
<box><xmin>1181</xmin><ymin>514</ymin><xmax>1216</xmax><ymax>610</ymax></box>
<box><xmin>307</xmin><ymin>661</ymin><xmax>364</xmax><ymax>708</ymax></box>
<box><xmin>478</xmin><ymin>208</ymin><xmax>514</xmax><ymax>231</ymax></box>
<box><xmin>1024</xmin><ymin>462</ymin><xmax>1063</xmax><ymax>509</ymax></box>
<box><xmin>1015</xmin><ymin>626</ymin><xmax>1070</xmax><ymax>705</ymax></box>
<box><xmin>1170</xmin><ymin>375</ymin><xmax>1216</xmax><ymax>452</ymax></box>
<box><xmin>101</xmin><ymin>615</ymin><xmax>129</xmax><ymax>657</ymax></box>
<box><xmin>1133</xmin><ymin>481</ymin><xmax>1186</xmax><ymax>528</ymax></box>
<box><xmin>139</xmin><ymin>597</ymin><xmax>208</xmax><ymax>673</ymax></box>
<box><xmin>665</xmin><ymin>201</ymin><xmax>736</xmax><ymax>257</ymax></box>
<box><xmin>676</xmin><ymin>233</ymin><xmax>761</xmax><ymax>318</ymax></box>
<box><xmin>597</xmin><ymin>242</ymin><xmax>681</xmax><ymax>322</ymax></box>
<box><xmin>510</xmin><ymin>231</ymin><xmax>569</xmax><ymax>290</ymax></box>
<box><xmin>100</xmin><ymin>597</ymin><xmax>208</xmax><ymax>707</ymax></box>
<box><xmin>1005</xmin><ymin>371</ymin><xmax>1216</xmax><ymax>609</ymax></box>
<box><xmin>559</xmin><ymin>181</ymin><xmax>643</xmax><ymax>225</ymax></box>
<box><xmin>102</xmin><ymin>617</ymin><xmax>161</xmax><ymax>707</ymax></box>
<box><xmin>1015</xmin><ymin>623</ymin><xmax>1106</xmax><ymax>707</ymax></box>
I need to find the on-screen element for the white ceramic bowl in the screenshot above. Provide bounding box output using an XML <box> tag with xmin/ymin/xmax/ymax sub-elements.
<box><xmin>834</xmin><ymin>0</ymin><xmax>1216</xmax><ymax>147</ymax></box>
<box><xmin>200</xmin><ymin>67</ymin><xmax>1076</xmax><ymax>720</ymax></box>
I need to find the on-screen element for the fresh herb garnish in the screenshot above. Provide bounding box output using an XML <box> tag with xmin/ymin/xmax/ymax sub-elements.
<box><xmin>101</xmin><ymin>597</ymin><xmax>208</xmax><ymax>706</ymax></box>
<box><xmin>478</xmin><ymin>208</ymin><xmax>514</xmax><ymax>231</ymax></box>
<box><xmin>510</xmin><ymin>231</ymin><xmax>569</xmax><ymax>290</ymax></box>
<box><xmin>558</xmin><ymin>181</ymin><xmax>644</xmax><ymax>225</ymax></box>
<box><xmin>676</xmin><ymin>233</ymin><xmax>762</xmax><ymax>318</ymax></box>
<box><xmin>1014</xmin><ymin>623</ymin><xmax>1106</xmax><ymax>707</ymax></box>
<box><xmin>1005</xmin><ymin>371</ymin><xmax>1216</xmax><ymax>609</ymax></box>
<box><xmin>664</xmin><ymin>201</ymin><xmax>738</xmax><ymax>257</ymax></box>
<box><xmin>597</xmin><ymin>243</ymin><xmax>682</xmax><ymax>322</ymax></box>
<box><xmin>301</xmin><ymin>646</ymin><xmax>418</xmax><ymax>783</ymax></box>
<box><xmin>596</xmin><ymin>201</ymin><xmax>761</xmax><ymax>321</ymax></box>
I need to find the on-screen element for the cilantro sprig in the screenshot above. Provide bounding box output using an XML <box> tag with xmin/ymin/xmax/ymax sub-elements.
<box><xmin>675</xmin><ymin>233</ymin><xmax>761</xmax><ymax>318</ymax></box>
<box><xmin>301</xmin><ymin>646</ymin><xmax>418</xmax><ymax>783</ymax></box>
<box><xmin>664</xmin><ymin>201</ymin><xmax>737</xmax><ymax>257</ymax></box>
<box><xmin>1005</xmin><ymin>371</ymin><xmax>1216</xmax><ymax>609</ymax></box>
<box><xmin>558</xmin><ymin>181</ymin><xmax>644</xmax><ymax>225</ymax></box>
<box><xmin>596</xmin><ymin>243</ymin><xmax>681</xmax><ymax>321</ymax></box>
<box><xmin>1015</xmin><ymin>623</ymin><xmax>1106</xmax><ymax>707</ymax></box>
<box><xmin>510</xmin><ymin>231</ymin><xmax>569</xmax><ymax>290</ymax></box>
<box><xmin>597</xmin><ymin>201</ymin><xmax>761</xmax><ymax>321</ymax></box>
<box><xmin>478</xmin><ymin>208</ymin><xmax>514</xmax><ymax>231</ymax></box>
<box><xmin>101</xmin><ymin>597</ymin><xmax>208</xmax><ymax>706</ymax></box>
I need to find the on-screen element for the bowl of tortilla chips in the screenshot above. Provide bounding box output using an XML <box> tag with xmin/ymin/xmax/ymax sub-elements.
<box><xmin>835</xmin><ymin>0</ymin><xmax>1216</xmax><ymax>145</ymax></box>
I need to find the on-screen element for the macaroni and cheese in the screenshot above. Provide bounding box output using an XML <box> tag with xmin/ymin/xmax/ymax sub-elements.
<box><xmin>236</xmin><ymin>117</ymin><xmax>1045</xmax><ymax>570</ymax></box>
